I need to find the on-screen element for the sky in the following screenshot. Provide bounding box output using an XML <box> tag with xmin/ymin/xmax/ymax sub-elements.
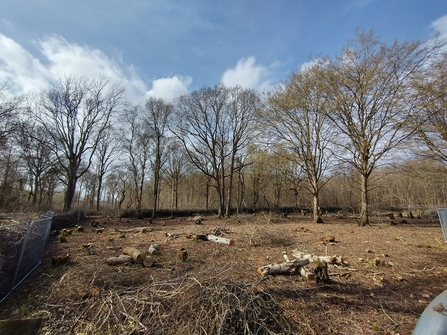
<box><xmin>1</xmin><ymin>0</ymin><xmax>447</xmax><ymax>103</ymax></box>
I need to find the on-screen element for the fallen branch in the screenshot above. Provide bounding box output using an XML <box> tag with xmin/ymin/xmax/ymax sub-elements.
<box><xmin>257</xmin><ymin>258</ymin><xmax>309</xmax><ymax>277</ymax></box>
<box><xmin>206</xmin><ymin>234</ymin><xmax>234</xmax><ymax>245</ymax></box>
<box><xmin>291</xmin><ymin>249</ymin><xmax>347</xmax><ymax>266</ymax></box>
<box><xmin>283</xmin><ymin>251</ymin><xmax>314</xmax><ymax>281</ymax></box>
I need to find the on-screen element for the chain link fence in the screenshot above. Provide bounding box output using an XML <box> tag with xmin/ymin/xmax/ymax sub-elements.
<box><xmin>0</xmin><ymin>211</ymin><xmax>53</xmax><ymax>303</ymax></box>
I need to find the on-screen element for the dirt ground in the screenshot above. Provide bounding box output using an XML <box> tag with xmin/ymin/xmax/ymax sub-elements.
<box><xmin>1</xmin><ymin>213</ymin><xmax>446</xmax><ymax>335</ymax></box>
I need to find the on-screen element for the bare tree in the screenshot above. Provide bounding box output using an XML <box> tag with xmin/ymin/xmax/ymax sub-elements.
<box><xmin>162</xmin><ymin>140</ymin><xmax>188</xmax><ymax>211</ymax></box>
<box><xmin>173</xmin><ymin>84</ymin><xmax>260</xmax><ymax>218</ymax></box>
<box><xmin>105</xmin><ymin>167</ymin><xmax>132</xmax><ymax>211</ymax></box>
<box><xmin>93</xmin><ymin>127</ymin><xmax>122</xmax><ymax>211</ymax></box>
<box><xmin>144</xmin><ymin>97</ymin><xmax>173</xmax><ymax>219</ymax></box>
<box><xmin>224</xmin><ymin>86</ymin><xmax>261</xmax><ymax>216</ymax></box>
<box><xmin>0</xmin><ymin>145</ymin><xmax>22</xmax><ymax>209</ymax></box>
<box><xmin>0</xmin><ymin>80</ymin><xmax>21</xmax><ymax>146</ymax></box>
<box><xmin>412</xmin><ymin>53</ymin><xmax>447</xmax><ymax>164</ymax></box>
<box><xmin>36</xmin><ymin>75</ymin><xmax>124</xmax><ymax>212</ymax></box>
<box><xmin>120</xmin><ymin>105</ymin><xmax>151</xmax><ymax>217</ymax></box>
<box><xmin>318</xmin><ymin>31</ymin><xmax>441</xmax><ymax>225</ymax></box>
<box><xmin>15</xmin><ymin>121</ymin><xmax>57</xmax><ymax>209</ymax></box>
<box><xmin>266</xmin><ymin>66</ymin><xmax>336</xmax><ymax>223</ymax></box>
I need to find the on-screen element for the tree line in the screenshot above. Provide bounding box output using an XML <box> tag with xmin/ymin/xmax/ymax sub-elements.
<box><xmin>1</xmin><ymin>31</ymin><xmax>447</xmax><ymax>225</ymax></box>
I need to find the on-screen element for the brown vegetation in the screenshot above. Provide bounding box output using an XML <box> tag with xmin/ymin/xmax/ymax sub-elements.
<box><xmin>0</xmin><ymin>213</ymin><xmax>446</xmax><ymax>334</ymax></box>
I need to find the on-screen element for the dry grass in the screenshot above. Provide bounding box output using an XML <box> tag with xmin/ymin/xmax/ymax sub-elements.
<box><xmin>1</xmin><ymin>213</ymin><xmax>446</xmax><ymax>334</ymax></box>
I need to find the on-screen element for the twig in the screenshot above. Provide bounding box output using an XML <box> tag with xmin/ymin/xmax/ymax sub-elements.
<box><xmin>190</xmin><ymin>276</ymin><xmax>203</xmax><ymax>287</ymax></box>
<box><xmin>249</xmin><ymin>227</ymin><xmax>258</xmax><ymax>245</ymax></box>
<box><xmin>380</xmin><ymin>301</ymin><xmax>399</xmax><ymax>326</ymax></box>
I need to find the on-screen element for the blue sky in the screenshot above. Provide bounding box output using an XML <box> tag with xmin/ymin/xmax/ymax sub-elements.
<box><xmin>1</xmin><ymin>0</ymin><xmax>447</xmax><ymax>102</ymax></box>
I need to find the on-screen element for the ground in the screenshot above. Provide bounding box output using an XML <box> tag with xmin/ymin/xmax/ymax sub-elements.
<box><xmin>0</xmin><ymin>212</ymin><xmax>446</xmax><ymax>335</ymax></box>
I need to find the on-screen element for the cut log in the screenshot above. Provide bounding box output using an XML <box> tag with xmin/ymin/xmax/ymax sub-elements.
<box><xmin>107</xmin><ymin>254</ymin><xmax>132</xmax><ymax>266</ymax></box>
<box><xmin>123</xmin><ymin>246</ymin><xmax>143</xmax><ymax>261</ymax></box>
<box><xmin>282</xmin><ymin>251</ymin><xmax>314</xmax><ymax>280</ymax></box>
<box><xmin>141</xmin><ymin>255</ymin><xmax>155</xmax><ymax>267</ymax></box>
<box><xmin>300</xmin><ymin>266</ymin><xmax>316</xmax><ymax>281</ymax></box>
<box><xmin>282</xmin><ymin>251</ymin><xmax>291</xmax><ymax>262</ymax></box>
<box><xmin>206</xmin><ymin>234</ymin><xmax>234</xmax><ymax>245</ymax></box>
<box><xmin>291</xmin><ymin>249</ymin><xmax>346</xmax><ymax>266</ymax></box>
<box><xmin>257</xmin><ymin>258</ymin><xmax>309</xmax><ymax>277</ymax></box>
<box><xmin>122</xmin><ymin>247</ymin><xmax>156</xmax><ymax>267</ymax></box>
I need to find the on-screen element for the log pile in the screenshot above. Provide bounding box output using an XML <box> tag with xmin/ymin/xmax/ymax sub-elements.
<box><xmin>107</xmin><ymin>247</ymin><xmax>156</xmax><ymax>267</ymax></box>
<box><xmin>257</xmin><ymin>250</ymin><xmax>347</xmax><ymax>282</ymax></box>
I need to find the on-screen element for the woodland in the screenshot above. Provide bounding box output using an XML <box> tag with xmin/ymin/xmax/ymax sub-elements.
<box><xmin>1</xmin><ymin>31</ymin><xmax>447</xmax><ymax>224</ymax></box>
<box><xmin>1</xmin><ymin>30</ymin><xmax>447</xmax><ymax>335</ymax></box>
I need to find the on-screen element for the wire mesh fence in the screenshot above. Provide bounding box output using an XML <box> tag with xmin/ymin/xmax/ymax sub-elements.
<box><xmin>0</xmin><ymin>211</ymin><xmax>53</xmax><ymax>303</ymax></box>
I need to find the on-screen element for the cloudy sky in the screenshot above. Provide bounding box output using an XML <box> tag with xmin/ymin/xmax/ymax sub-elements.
<box><xmin>1</xmin><ymin>0</ymin><xmax>447</xmax><ymax>103</ymax></box>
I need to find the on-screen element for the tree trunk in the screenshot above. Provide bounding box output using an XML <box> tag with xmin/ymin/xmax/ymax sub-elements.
<box><xmin>225</xmin><ymin>174</ymin><xmax>233</xmax><ymax>217</ymax></box>
<box><xmin>359</xmin><ymin>173</ymin><xmax>370</xmax><ymax>226</ymax></box>
<box><xmin>313</xmin><ymin>191</ymin><xmax>324</xmax><ymax>223</ymax></box>
<box><xmin>152</xmin><ymin>149</ymin><xmax>161</xmax><ymax>219</ymax></box>
<box><xmin>216</xmin><ymin>185</ymin><xmax>225</xmax><ymax>218</ymax></box>
<box><xmin>63</xmin><ymin>173</ymin><xmax>77</xmax><ymax>212</ymax></box>
<box><xmin>32</xmin><ymin>176</ymin><xmax>39</xmax><ymax>205</ymax></box>
<box><xmin>96</xmin><ymin>174</ymin><xmax>104</xmax><ymax>211</ymax></box>
<box><xmin>236</xmin><ymin>171</ymin><xmax>245</xmax><ymax>214</ymax></box>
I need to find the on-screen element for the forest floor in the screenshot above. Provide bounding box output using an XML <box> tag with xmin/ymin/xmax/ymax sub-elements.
<box><xmin>0</xmin><ymin>212</ymin><xmax>446</xmax><ymax>335</ymax></box>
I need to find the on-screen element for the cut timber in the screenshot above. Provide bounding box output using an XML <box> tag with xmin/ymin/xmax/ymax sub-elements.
<box><xmin>300</xmin><ymin>266</ymin><xmax>316</xmax><ymax>281</ymax></box>
<box><xmin>206</xmin><ymin>234</ymin><xmax>234</xmax><ymax>245</ymax></box>
<box><xmin>282</xmin><ymin>251</ymin><xmax>291</xmax><ymax>262</ymax></box>
<box><xmin>141</xmin><ymin>255</ymin><xmax>155</xmax><ymax>267</ymax></box>
<box><xmin>123</xmin><ymin>246</ymin><xmax>143</xmax><ymax>261</ymax></box>
<box><xmin>122</xmin><ymin>247</ymin><xmax>156</xmax><ymax>267</ymax></box>
<box><xmin>291</xmin><ymin>249</ymin><xmax>346</xmax><ymax>266</ymax></box>
<box><xmin>107</xmin><ymin>254</ymin><xmax>132</xmax><ymax>266</ymax></box>
<box><xmin>283</xmin><ymin>251</ymin><xmax>314</xmax><ymax>281</ymax></box>
<box><xmin>257</xmin><ymin>258</ymin><xmax>309</xmax><ymax>277</ymax></box>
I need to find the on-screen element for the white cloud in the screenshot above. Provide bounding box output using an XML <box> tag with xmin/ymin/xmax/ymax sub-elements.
<box><xmin>431</xmin><ymin>15</ymin><xmax>447</xmax><ymax>41</ymax></box>
<box><xmin>299</xmin><ymin>59</ymin><xmax>319</xmax><ymax>73</ymax></box>
<box><xmin>0</xmin><ymin>33</ymin><xmax>190</xmax><ymax>103</ymax></box>
<box><xmin>0</xmin><ymin>34</ymin><xmax>48</xmax><ymax>95</ymax></box>
<box><xmin>221</xmin><ymin>56</ymin><xmax>271</xmax><ymax>90</ymax></box>
<box><xmin>38</xmin><ymin>35</ymin><xmax>151</xmax><ymax>101</ymax></box>
<box><xmin>144</xmin><ymin>75</ymin><xmax>192</xmax><ymax>102</ymax></box>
